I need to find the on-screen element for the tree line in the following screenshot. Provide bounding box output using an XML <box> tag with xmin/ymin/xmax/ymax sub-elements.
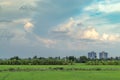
<box><xmin>0</xmin><ymin>56</ymin><xmax>88</xmax><ymax>65</ymax></box>
<box><xmin>86</xmin><ymin>56</ymin><xmax>120</xmax><ymax>65</ymax></box>
<box><xmin>0</xmin><ymin>56</ymin><xmax>120</xmax><ymax>65</ymax></box>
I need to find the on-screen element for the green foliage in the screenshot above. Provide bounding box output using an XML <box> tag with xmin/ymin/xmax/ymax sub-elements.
<box><xmin>79</xmin><ymin>56</ymin><xmax>88</xmax><ymax>63</ymax></box>
<box><xmin>86</xmin><ymin>60</ymin><xmax>120</xmax><ymax>65</ymax></box>
<box><xmin>0</xmin><ymin>56</ymin><xmax>73</xmax><ymax>65</ymax></box>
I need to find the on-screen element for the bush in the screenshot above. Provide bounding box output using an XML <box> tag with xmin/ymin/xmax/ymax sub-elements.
<box><xmin>86</xmin><ymin>60</ymin><xmax>120</xmax><ymax>65</ymax></box>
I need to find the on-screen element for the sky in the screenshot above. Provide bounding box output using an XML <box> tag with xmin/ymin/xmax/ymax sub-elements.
<box><xmin>0</xmin><ymin>0</ymin><xmax>120</xmax><ymax>58</ymax></box>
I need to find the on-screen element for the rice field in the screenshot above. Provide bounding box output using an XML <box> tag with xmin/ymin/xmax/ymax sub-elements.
<box><xmin>0</xmin><ymin>64</ymin><xmax>120</xmax><ymax>80</ymax></box>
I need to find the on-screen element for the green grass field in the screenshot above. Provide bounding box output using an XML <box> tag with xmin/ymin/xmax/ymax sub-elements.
<box><xmin>0</xmin><ymin>64</ymin><xmax>120</xmax><ymax>80</ymax></box>
<box><xmin>0</xmin><ymin>63</ymin><xmax>120</xmax><ymax>69</ymax></box>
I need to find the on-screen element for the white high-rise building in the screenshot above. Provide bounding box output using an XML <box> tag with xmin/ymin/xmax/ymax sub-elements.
<box><xmin>99</xmin><ymin>51</ymin><xmax>108</xmax><ymax>59</ymax></box>
<box><xmin>88</xmin><ymin>51</ymin><xmax>97</xmax><ymax>59</ymax></box>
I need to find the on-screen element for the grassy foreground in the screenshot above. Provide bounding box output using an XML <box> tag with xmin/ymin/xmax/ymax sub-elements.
<box><xmin>0</xmin><ymin>71</ymin><xmax>120</xmax><ymax>80</ymax></box>
<box><xmin>0</xmin><ymin>64</ymin><xmax>120</xmax><ymax>80</ymax></box>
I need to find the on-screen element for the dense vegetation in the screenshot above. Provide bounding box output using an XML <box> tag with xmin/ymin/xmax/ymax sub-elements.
<box><xmin>0</xmin><ymin>56</ymin><xmax>87</xmax><ymax>65</ymax></box>
<box><xmin>0</xmin><ymin>56</ymin><xmax>120</xmax><ymax>65</ymax></box>
<box><xmin>0</xmin><ymin>56</ymin><xmax>72</xmax><ymax>65</ymax></box>
<box><xmin>86</xmin><ymin>60</ymin><xmax>120</xmax><ymax>65</ymax></box>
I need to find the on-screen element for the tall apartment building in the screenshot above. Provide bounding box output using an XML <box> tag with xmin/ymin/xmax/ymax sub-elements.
<box><xmin>88</xmin><ymin>51</ymin><xmax>97</xmax><ymax>59</ymax></box>
<box><xmin>99</xmin><ymin>51</ymin><xmax>108</xmax><ymax>59</ymax></box>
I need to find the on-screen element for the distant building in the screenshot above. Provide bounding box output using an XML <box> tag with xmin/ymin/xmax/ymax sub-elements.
<box><xmin>99</xmin><ymin>51</ymin><xmax>108</xmax><ymax>59</ymax></box>
<box><xmin>88</xmin><ymin>51</ymin><xmax>97</xmax><ymax>59</ymax></box>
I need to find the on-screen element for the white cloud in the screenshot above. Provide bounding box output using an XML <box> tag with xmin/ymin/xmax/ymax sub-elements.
<box><xmin>84</xmin><ymin>0</ymin><xmax>120</xmax><ymax>13</ymax></box>
<box><xmin>0</xmin><ymin>8</ymin><xmax>57</xmax><ymax>49</ymax></box>
<box><xmin>0</xmin><ymin>0</ymin><xmax>39</xmax><ymax>7</ymax></box>
<box><xmin>35</xmin><ymin>36</ymin><xmax>56</xmax><ymax>48</ymax></box>
<box><xmin>53</xmin><ymin>18</ymin><xmax>75</xmax><ymax>32</ymax></box>
<box><xmin>24</xmin><ymin>21</ymin><xmax>34</xmax><ymax>32</ymax></box>
<box><xmin>81</xmin><ymin>27</ymin><xmax>99</xmax><ymax>40</ymax></box>
<box><xmin>98</xmin><ymin>3</ymin><xmax>120</xmax><ymax>13</ymax></box>
<box><xmin>0</xmin><ymin>0</ymin><xmax>40</xmax><ymax>21</ymax></box>
<box><xmin>52</xmin><ymin>17</ymin><xmax>120</xmax><ymax>42</ymax></box>
<box><xmin>101</xmin><ymin>33</ymin><xmax>120</xmax><ymax>41</ymax></box>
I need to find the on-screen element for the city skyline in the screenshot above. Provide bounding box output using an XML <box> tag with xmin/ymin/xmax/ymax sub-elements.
<box><xmin>88</xmin><ymin>51</ymin><xmax>108</xmax><ymax>59</ymax></box>
<box><xmin>0</xmin><ymin>0</ymin><xmax>120</xmax><ymax>58</ymax></box>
